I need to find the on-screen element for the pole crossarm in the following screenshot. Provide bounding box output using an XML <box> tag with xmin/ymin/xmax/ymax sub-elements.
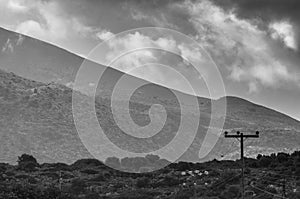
<box><xmin>225</xmin><ymin>134</ymin><xmax>259</xmax><ymax>138</ymax></box>
<box><xmin>224</xmin><ymin>131</ymin><xmax>259</xmax><ymax>138</ymax></box>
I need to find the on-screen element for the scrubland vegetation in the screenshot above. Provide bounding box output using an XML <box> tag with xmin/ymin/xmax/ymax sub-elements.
<box><xmin>0</xmin><ymin>152</ymin><xmax>300</xmax><ymax>199</ymax></box>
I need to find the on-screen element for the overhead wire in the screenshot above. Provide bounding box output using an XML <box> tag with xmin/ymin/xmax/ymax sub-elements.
<box><xmin>246</xmin><ymin>171</ymin><xmax>295</xmax><ymax>198</ymax></box>
<box><xmin>252</xmin><ymin>168</ymin><xmax>299</xmax><ymax>178</ymax></box>
<box><xmin>250</xmin><ymin>184</ymin><xmax>285</xmax><ymax>199</ymax></box>
<box><xmin>211</xmin><ymin>173</ymin><xmax>241</xmax><ymax>189</ymax></box>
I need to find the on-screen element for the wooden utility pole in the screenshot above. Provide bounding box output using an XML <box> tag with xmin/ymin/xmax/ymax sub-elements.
<box><xmin>224</xmin><ymin>131</ymin><xmax>259</xmax><ymax>199</ymax></box>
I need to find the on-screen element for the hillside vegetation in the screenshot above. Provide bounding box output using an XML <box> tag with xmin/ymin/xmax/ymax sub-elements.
<box><xmin>0</xmin><ymin>68</ymin><xmax>299</xmax><ymax>164</ymax></box>
<box><xmin>0</xmin><ymin>151</ymin><xmax>300</xmax><ymax>199</ymax></box>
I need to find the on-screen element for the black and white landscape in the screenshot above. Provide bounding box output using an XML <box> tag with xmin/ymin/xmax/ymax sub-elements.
<box><xmin>0</xmin><ymin>0</ymin><xmax>300</xmax><ymax>198</ymax></box>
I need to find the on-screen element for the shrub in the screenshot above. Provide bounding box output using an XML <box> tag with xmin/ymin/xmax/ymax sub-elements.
<box><xmin>208</xmin><ymin>169</ymin><xmax>220</xmax><ymax>177</ymax></box>
<box><xmin>136</xmin><ymin>177</ymin><xmax>150</xmax><ymax>188</ymax></box>
<box><xmin>4</xmin><ymin>170</ymin><xmax>15</xmax><ymax>176</ymax></box>
<box><xmin>40</xmin><ymin>172</ymin><xmax>60</xmax><ymax>179</ymax></box>
<box><xmin>70</xmin><ymin>178</ymin><xmax>87</xmax><ymax>195</ymax></box>
<box><xmin>0</xmin><ymin>164</ymin><xmax>8</xmax><ymax>173</ymax></box>
<box><xmin>173</xmin><ymin>188</ymin><xmax>194</xmax><ymax>199</ymax></box>
<box><xmin>90</xmin><ymin>174</ymin><xmax>106</xmax><ymax>182</ymax></box>
<box><xmin>41</xmin><ymin>186</ymin><xmax>75</xmax><ymax>199</ymax></box>
<box><xmin>244</xmin><ymin>168</ymin><xmax>251</xmax><ymax>175</ymax></box>
<box><xmin>291</xmin><ymin>151</ymin><xmax>300</xmax><ymax>157</ymax></box>
<box><xmin>17</xmin><ymin>154</ymin><xmax>38</xmax><ymax>165</ymax></box>
<box><xmin>248</xmin><ymin>161</ymin><xmax>258</xmax><ymax>168</ymax></box>
<box><xmin>294</xmin><ymin>167</ymin><xmax>300</xmax><ymax>176</ymax></box>
<box><xmin>266</xmin><ymin>186</ymin><xmax>277</xmax><ymax>194</ymax></box>
<box><xmin>80</xmin><ymin>169</ymin><xmax>99</xmax><ymax>175</ymax></box>
<box><xmin>163</xmin><ymin>175</ymin><xmax>181</xmax><ymax>186</ymax></box>
<box><xmin>83</xmin><ymin>193</ymin><xmax>100</xmax><ymax>199</ymax></box>
<box><xmin>19</xmin><ymin>161</ymin><xmax>39</xmax><ymax>172</ymax></box>
<box><xmin>258</xmin><ymin>156</ymin><xmax>272</xmax><ymax>167</ymax></box>
<box><xmin>256</xmin><ymin>154</ymin><xmax>262</xmax><ymax>160</ymax></box>
<box><xmin>277</xmin><ymin>153</ymin><xmax>289</xmax><ymax>163</ymax></box>
<box><xmin>0</xmin><ymin>183</ymin><xmax>74</xmax><ymax>199</ymax></box>
<box><xmin>71</xmin><ymin>159</ymin><xmax>103</xmax><ymax>169</ymax></box>
<box><xmin>27</xmin><ymin>177</ymin><xmax>38</xmax><ymax>184</ymax></box>
<box><xmin>176</xmin><ymin>161</ymin><xmax>191</xmax><ymax>171</ymax></box>
<box><xmin>283</xmin><ymin>159</ymin><xmax>294</xmax><ymax>167</ymax></box>
<box><xmin>288</xmin><ymin>192</ymin><xmax>300</xmax><ymax>199</ymax></box>
<box><xmin>221</xmin><ymin>185</ymin><xmax>240</xmax><ymax>199</ymax></box>
<box><xmin>41</xmin><ymin>163</ymin><xmax>70</xmax><ymax>171</ymax></box>
<box><xmin>8</xmin><ymin>183</ymin><xmax>40</xmax><ymax>199</ymax></box>
<box><xmin>15</xmin><ymin>174</ymin><xmax>32</xmax><ymax>180</ymax></box>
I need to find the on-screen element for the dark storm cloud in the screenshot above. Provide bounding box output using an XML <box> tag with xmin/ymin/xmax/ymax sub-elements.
<box><xmin>52</xmin><ymin>0</ymin><xmax>300</xmax><ymax>36</ymax></box>
<box><xmin>212</xmin><ymin>0</ymin><xmax>300</xmax><ymax>23</ymax></box>
<box><xmin>211</xmin><ymin>0</ymin><xmax>300</xmax><ymax>52</ymax></box>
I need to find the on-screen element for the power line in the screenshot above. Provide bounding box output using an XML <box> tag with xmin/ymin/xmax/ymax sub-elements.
<box><xmin>248</xmin><ymin>172</ymin><xmax>294</xmax><ymax>198</ymax></box>
<box><xmin>248</xmin><ymin>176</ymin><xmax>294</xmax><ymax>193</ymax></box>
<box><xmin>250</xmin><ymin>184</ymin><xmax>285</xmax><ymax>199</ymax></box>
<box><xmin>248</xmin><ymin>176</ymin><xmax>284</xmax><ymax>186</ymax></box>
<box><xmin>212</xmin><ymin>173</ymin><xmax>241</xmax><ymax>189</ymax></box>
<box><xmin>253</xmin><ymin>168</ymin><xmax>300</xmax><ymax>178</ymax></box>
<box><xmin>248</xmin><ymin>171</ymin><xmax>286</xmax><ymax>182</ymax></box>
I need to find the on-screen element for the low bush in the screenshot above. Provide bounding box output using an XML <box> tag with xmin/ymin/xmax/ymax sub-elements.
<box><xmin>70</xmin><ymin>178</ymin><xmax>87</xmax><ymax>195</ymax></box>
<box><xmin>80</xmin><ymin>169</ymin><xmax>99</xmax><ymax>175</ymax></box>
<box><xmin>71</xmin><ymin>159</ymin><xmax>104</xmax><ymax>169</ymax></box>
<box><xmin>136</xmin><ymin>177</ymin><xmax>150</xmax><ymax>188</ymax></box>
<box><xmin>220</xmin><ymin>185</ymin><xmax>240</xmax><ymax>199</ymax></box>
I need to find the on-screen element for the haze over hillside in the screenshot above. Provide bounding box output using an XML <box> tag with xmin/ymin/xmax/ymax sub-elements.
<box><xmin>0</xmin><ymin>27</ymin><xmax>299</xmax><ymax>164</ymax></box>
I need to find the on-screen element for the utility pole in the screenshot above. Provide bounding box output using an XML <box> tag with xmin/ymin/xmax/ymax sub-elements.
<box><xmin>224</xmin><ymin>131</ymin><xmax>259</xmax><ymax>199</ymax></box>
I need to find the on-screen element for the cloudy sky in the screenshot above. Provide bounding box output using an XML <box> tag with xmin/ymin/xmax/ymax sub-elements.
<box><xmin>0</xmin><ymin>0</ymin><xmax>300</xmax><ymax>120</ymax></box>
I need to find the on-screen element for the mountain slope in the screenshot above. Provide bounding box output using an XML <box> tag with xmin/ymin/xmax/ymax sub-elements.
<box><xmin>0</xmin><ymin>27</ymin><xmax>299</xmax><ymax>164</ymax></box>
<box><xmin>0</xmin><ymin>27</ymin><xmax>82</xmax><ymax>85</ymax></box>
<box><xmin>0</xmin><ymin>69</ymin><xmax>91</xmax><ymax>163</ymax></box>
<box><xmin>0</xmin><ymin>27</ymin><xmax>208</xmax><ymax>102</ymax></box>
<box><xmin>211</xmin><ymin>96</ymin><xmax>300</xmax><ymax>160</ymax></box>
<box><xmin>0</xmin><ymin>68</ymin><xmax>299</xmax><ymax>164</ymax></box>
